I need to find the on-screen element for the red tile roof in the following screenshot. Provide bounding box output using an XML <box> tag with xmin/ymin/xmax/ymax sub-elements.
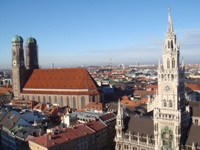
<box><xmin>33</xmin><ymin>103</ymin><xmax>47</xmax><ymax>111</ymax></box>
<box><xmin>22</xmin><ymin>68</ymin><xmax>99</xmax><ymax>95</ymax></box>
<box><xmin>120</xmin><ymin>96</ymin><xmax>148</xmax><ymax>107</ymax></box>
<box><xmin>185</xmin><ymin>84</ymin><xmax>200</xmax><ymax>91</ymax></box>
<box><xmin>0</xmin><ymin>87</ymin><xmax>12</xmax><ymax>95</ymax></box>
<box><xmin>134</xmin><ymin>90</ymin><xmax>156</xmax><ymax>96</ymax></box>
<box><xmin>146</xmin><ymin>85</ymin><xmax>158</xmax><ymax>91</ymax></box>
<box><xmin>29</xmin><ymin>120</ymin><xmax>106</xmax><ymax>148</ymax></box>
<box><xmin>86</xmin><ymin>120</ymin><xmax>106</xmax><ymax>131</ymax></box>
<box><xmin>30</xmin><ymin>124</ymin><xmax>95</xmax><ymax>148</ymax></box>
<box><xmin>82</xmin><ymin>102</ymin><xmax>103</xmax><ymax>111</ymax></box>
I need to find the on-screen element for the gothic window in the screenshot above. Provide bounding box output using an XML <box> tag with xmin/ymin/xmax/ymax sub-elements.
<box><xmin>60</xmin><ymin>96</ymin><xmax>63</xmax><ymax>106</ymax></box>
<box><xmin>81</xmin><ymin>96</ymin><xmax>85</xmax><ymax>108</ymax></box>
<box><xmin>171</xmin><ymin>74</ymin><xmax>174</xmax><ymax>81</ymax></box>
<box><xmin>32</xmin><ymin>95</ymin><xmax>35</xmax><ymax>101</ymax></box>
<box><xmin>43</xmin><ymin>96</ymin><xmax>46</xmax><ymax>103</ymax></box>
<box><xmin>66</xmin><ymin>97</ymin><xmax>70</xmax><ymax>106</ymax></box>
<box><xmin>169</xmin><ymin>100</ymin><xmax>173</xmax><ymax>107</ymax></box>
<box><xmin>167</xmin><ymin>58</ymin><xmax>170</xmax><ymax>68</ymax></box>
<box><xmin>90</xmin><ymin>95</ymin><xmax>95</xmax><ymax>102</ymax></box>
<box><xmin>195</xmin><ymin>119</ymin><xmax>198</xmax><ymax>125</ymax></box>
<box><xmin>49</xmin><ymin>96</ymin><xmax>52</xmax><ymax>103</ymax></box>
<box><xmin>124</xmin><ymin>145</ymin><xmax>129</xmax><ymax>149</ymax></box>
<box><xmin>27</xmin><ymin>95</ymin><xmax>29</xmax><ymax>101</ymax></box>
<box><xmin>38</xmin><ymin>96</ymin><xmax>40</xmax><ymax>102</ymax></box>
<box><xmin>73</xmin><ymin>97</ymin><xmax>76</xmax><ymax>108</ymax></box>
<box><xmin>168</xmin><ymin>41</ymin><xmax>170</xmax><ymax>48</ymax></box>
<box><xmin>13</xmin><ymin>51</ymin><xmax>16</xmax><ymax>56</ymax></box>
<box><xmin>171</xmin><ymin>40</ymin><xmax>173</xmax><ymax>49</ymax></box>
<box><xmin>118</xmin><ymin>144</ymin><xmax>121</xmax><ymax>150</ymax></box>
<box><xmin>161</xmin><ymin>74</ymin><xmax>164</xmax><ymax>81</ymax></box>
<box><xmin>54</xmin><ymin>96</ymin><xmax>57</xmax><ymax>104</ymax></box>
<box><xmin>163</xmin><ymin>100</ymin><xmax>167</xmax><ymax>107</ymax></box>
<box><xmin>132</xmin><ymin>147</ymin><xmax>137</xmax><ymax>150</ymax></box>
<box><xmin>168</xmin><ymin>74</ymin><xmax>170</xmax><ymax>80</ymax></box>
<box><xmin>172</xmin><ymin>58</ymin><xmax>175</xmax><ymax>68</ymax></box>
<box><xmin>164</xmin><ymin>74</ymin><xmax>167</xmax><ymax>81</ymax></box>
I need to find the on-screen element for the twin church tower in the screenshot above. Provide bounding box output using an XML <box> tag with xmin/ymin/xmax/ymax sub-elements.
<box><xmin>11</xmin><ymin>36</ymin><xmax>39</xmax><ymax>99</ymax></box>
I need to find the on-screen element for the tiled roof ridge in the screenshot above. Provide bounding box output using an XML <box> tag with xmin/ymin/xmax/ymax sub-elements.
<box><xmin>23</xmin><ymin>68</ymin><xmax>99</xmax><ymax>90</ymax></box>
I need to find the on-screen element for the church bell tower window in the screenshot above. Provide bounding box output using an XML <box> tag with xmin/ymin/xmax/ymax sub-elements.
<box><xmin>172</xmin><ymin>58</ymin><xmax>175</xmax><ymax>68</ymax></box>
<box><xmin>167</xmin><ymin>58</ymin><xmax>170</xmax><ymax>68</ymax></box>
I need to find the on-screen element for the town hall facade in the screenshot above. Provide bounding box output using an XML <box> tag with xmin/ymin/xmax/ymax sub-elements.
<box><xmin>115</xmin><ymin>7</ymin><xmax>191</xmax><ymax>150</ymax></box>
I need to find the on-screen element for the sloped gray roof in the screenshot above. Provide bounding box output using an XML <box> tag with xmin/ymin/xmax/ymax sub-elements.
<box><xmin>125</xmin><ymin>115</ymin><xmax>154</xmax><ymax>137</ymax></box>
<box><xmin>0</xmin><ymin>112</ymin><xmax>20</xmax><ymax>130</ymax></box>
<box><xmin>189</xmin><ymin>101</ymin><xmax>200</xmax><ymax>117</ymax></box>
<box><xmin>186</xmin><ymin>125</ymin><xmax>200</xmax><ymax>147</ymax></box>
<box><xmin>15</xmin><ymin>126</ymin><xmax>39</xmax><ymax>140</ymax></box>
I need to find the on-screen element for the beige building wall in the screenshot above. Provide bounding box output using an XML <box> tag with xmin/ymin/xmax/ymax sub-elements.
<box><xmin>21</xmin><ymin>93</ymin><xmax>100</xmax><ymax>110</ymax></box>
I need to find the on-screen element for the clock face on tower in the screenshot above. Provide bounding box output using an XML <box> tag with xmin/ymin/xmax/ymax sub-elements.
<box><xmin>163</xmin><ymin>84</ymin><xmax>171</xmax><ymax>92</ymax></box>
<box><xmin>13</xmin><ymin>60</ymin><xmax>16</xmax><ymax>66</ymax></box>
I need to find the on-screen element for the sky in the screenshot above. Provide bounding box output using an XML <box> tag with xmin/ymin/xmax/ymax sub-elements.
<box><xmin>0</xmin><ymin>0</ymin><xmax>200</xmax><ymax>69</ymax></box>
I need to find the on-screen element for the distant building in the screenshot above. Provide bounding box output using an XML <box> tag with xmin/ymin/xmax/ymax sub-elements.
<box><xmin>29</xmin><ymin>120</ymin><xmax>109</xmax><ymax>150</ymax></box>
<box><xmin>11</xmin><ymin>36</ymin><xmax>102</xmax><ymax>110</ymax></box>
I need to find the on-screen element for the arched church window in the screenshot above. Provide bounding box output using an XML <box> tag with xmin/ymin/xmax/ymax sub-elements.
<box><xmin>168</xmin><ymin>41</ymin><xmax>170</xmax><ymax>48</ymax></box>
<box><xmin>49</xmin><ymin>96</ymin><xmax>52</xmax><ymax>104</ymax></box>
<box><xmin>54</xmin><ymin>96</ymin><xmax>57</xmax><ymax>104</ymax></box>
<box><xmin>13</xmin><ymin>51</ymin><xmax>16</xmax><ymax>56</ymax></box>
<box><xmin>172</xmin><ymin>58</ymin><xmax>175</xmax><ymax>68</ymax></box>
<box><xmin>169</xmin><ymin>100</ymin><xmax>173</xmax><ymax>107</ymax></box>
<box><xmin>60</xmin><ymin>96</ymin><xmax>63</xmax><ymax>106</ymax></box>
<box><xmin>168</xmin><ymin>74</ymin><xmax>170</xmax><ymax>80</ymax></box>
<box><xmin>171</xmin><ymin>74</ymin><xmax>174</xmax><ymax>81</ymax></box>
<box><xmin>43</xmin><ymin>96</ymin><xmax>46</xmax><ymax>103</ymax></box>
<box><xmin>161</xmin><ymin>74</ymin><xmax>163</xmax><ymax>81</ymax></box>
<box><xmin>38</xmin><ymin>96</ymin><xmax>40</xmax><ymax>102</ymax></box>
<box><xmin>73</xmin><ymin>97</ymin><xmax>76</xmax><ymax>109</ymax></box>
<box><xmin>171</xmin><ymin>40</ymin><xmax>173</xmax><ymax>49</ymax></box>
<box><xmin>66</xmin><ymin>97</ymin><xmax>70</xmax><ymax>106</ymax></box>
<box><xmin>163</xmin><ymin>100</ymin><xmax>167</xmax><ymax>107</ymax></box>
<box><xmin>81</xmin><ymin>96</ymin><xmax>85</xmax><ymax>108</ymax></box>
<box><xmin>167</xmin><ymin>58</ymin><xmax>170</xmax><ymax>68</ymax></box>
<box><xmin>32</xmin><ymin>95</ymin><xmax>35</xmax><ymax>101</ymax></box>
<box><xmin>164</xmin><ymin>74</ymin><xmax>167</xmax><ymax>81</ymax></box>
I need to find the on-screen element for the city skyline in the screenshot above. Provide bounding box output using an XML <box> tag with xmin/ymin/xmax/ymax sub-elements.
<box><xmin>0</xmin><ymin>0</ymin><xmax>200</xmax><ymax>69</ymax></box>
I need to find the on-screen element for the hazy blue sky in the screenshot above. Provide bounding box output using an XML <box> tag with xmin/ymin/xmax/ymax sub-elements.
<box><xmin>0</xmin><ymin>0</ymin><xmax>199</xmax><ymax>69</ymax></box>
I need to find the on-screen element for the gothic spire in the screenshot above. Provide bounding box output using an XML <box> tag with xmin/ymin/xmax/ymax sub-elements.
<box><xmin>117</xmin><ymin>99</ymin><xmax>121</xmax><ymax>116</ymax></box>
<box><xmin>167</xmin><ymin>6</ymin><xmax>174</xmax><ymax>36</ymax></box>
